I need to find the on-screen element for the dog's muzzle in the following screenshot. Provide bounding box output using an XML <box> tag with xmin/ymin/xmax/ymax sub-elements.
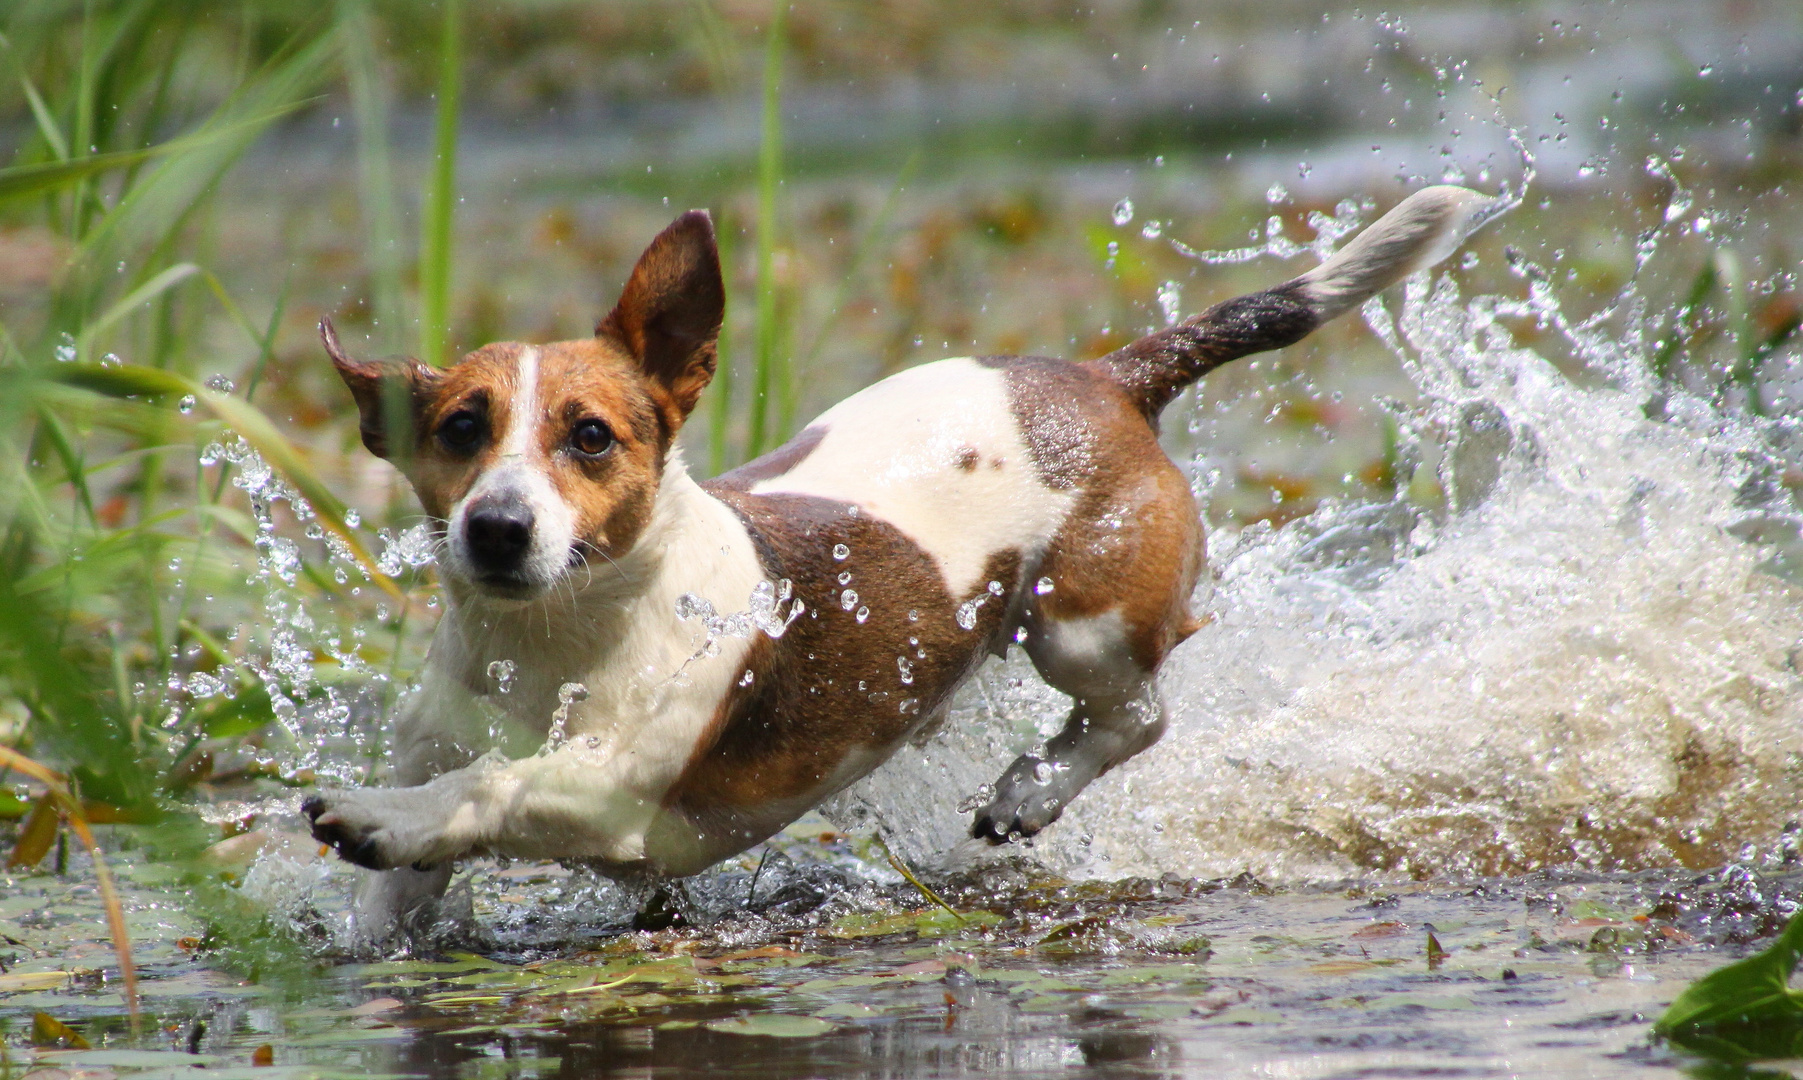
<box><xmin>464</xmin><ymin>495</ymin><xmax>535</xmax><ymax>578</ymax></box>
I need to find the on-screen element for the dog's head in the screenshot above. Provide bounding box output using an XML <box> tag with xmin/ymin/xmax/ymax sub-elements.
<box><xmin>324</xmin><ymin>211</ymin><xmax>724</xmax><ymax>601</ymax></box>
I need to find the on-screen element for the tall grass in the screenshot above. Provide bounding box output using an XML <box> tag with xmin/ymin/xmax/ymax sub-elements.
<box><xmin>0</xmin><ymin>3</ymin><xmax>407</xmax><ymax>1001</ymax></box>
<box><xmin>743</xmin><ymin>0</ymin><xmax>787</xmax><ymax>462</ymax></box>
<box><xmin>338</xmin><ymin>0</ymin><xmax>406</xmax><ymax>355</ymax></box>
<box><xmin>417</xmin><ymin>0</ymin><xmax>462</xmax><ymax>367</ymax></box>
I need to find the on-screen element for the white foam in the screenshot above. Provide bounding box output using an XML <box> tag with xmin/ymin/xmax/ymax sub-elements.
<box><xmin>830</xmin><ymin>262</ymin><xmax>1803</xmax><ymax>885</ymax></box>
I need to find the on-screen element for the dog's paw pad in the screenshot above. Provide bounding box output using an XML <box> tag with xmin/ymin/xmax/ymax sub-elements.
<box><xmin>304</xmin><ymin>791</ymin><xmax>392</xmax><ymax>870</ymax></box>
<box><xmin>967</xmin><ymin>762</ymin><xmax>1065</xmax><ymax>844</ymax></box>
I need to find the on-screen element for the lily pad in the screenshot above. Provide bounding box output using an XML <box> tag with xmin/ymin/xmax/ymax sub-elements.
<box><xmin>703</xmin><ymin>1014</ymin><xmax>837</xmax><ymax>1038</ymax></box>
<box><xmin>0</xmin><ymin>971</ymin><xmax>70</xmax><ymax>994</ymax></box>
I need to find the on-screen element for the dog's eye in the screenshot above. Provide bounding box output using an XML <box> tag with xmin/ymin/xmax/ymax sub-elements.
<box><xmin>438</xmin><ymin>409</ymin><xmax>485</xmax><ymax>454</ymax></box>
<box><xmin>569</xmin><ymin>418</ymin><xmax>615</xmax><ymax>458</ymax></box>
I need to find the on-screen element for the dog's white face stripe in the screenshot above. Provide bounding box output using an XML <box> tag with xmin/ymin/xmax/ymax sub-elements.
<box><xmin>499</xmin><ymin>345</ymin><xmax>541</xmax><ymax>458</ymax></box>
<box><xmin>749</xmin><ymin>357</ymin><xmax>1075</xmax><ymax>597</ymax></box>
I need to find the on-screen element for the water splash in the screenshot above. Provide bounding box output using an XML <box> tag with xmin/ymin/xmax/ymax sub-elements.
<box><xmin>834</xmin><ymin>187</ymin><xmax>1803</xmax><ymax>886</ymax></box>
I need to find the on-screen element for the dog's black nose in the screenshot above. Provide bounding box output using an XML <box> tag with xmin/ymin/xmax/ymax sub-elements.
<box><xmin>465</xmin><ymin>499</ymin><xmax>534</xmax><ymax>571</ymax></box>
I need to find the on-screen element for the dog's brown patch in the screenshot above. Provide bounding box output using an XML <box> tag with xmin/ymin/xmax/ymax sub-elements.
<box><xmin>670</xmin><ymin>489</ymin><xmax>1020</xmax><ymax>826</ymax></box>
<box><xmin>980</xmin><ymin>355</ymin><xmax>1206</xmax><ymax>670</ymax></box>
<box><xmin>530</xmin><ymin>339</ymin><xmax>669</xmax><ymax>562</ymax></box>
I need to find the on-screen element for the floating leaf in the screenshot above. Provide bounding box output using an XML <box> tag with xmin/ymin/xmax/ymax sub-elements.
<box><xmin>703</xmin><ymin>1014</ymin><xmax>836</xmax><ymax>1038</ymax></box>
<box><xmin>0</xmin><ymin>971</ymin><xmax>71</xmax><ymax>994</ymax></box>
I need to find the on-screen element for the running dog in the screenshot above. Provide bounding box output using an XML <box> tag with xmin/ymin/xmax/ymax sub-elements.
<box><xmin>304</xmin><ymin>185</ymin><xmax>1493</xmax><ymax>934</ymax></box>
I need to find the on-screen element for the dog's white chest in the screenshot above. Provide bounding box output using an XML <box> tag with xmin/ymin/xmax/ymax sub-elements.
<box><xmin>749</xmin><ymin>358</ymin><xmax>1074</xmax><ymax>596</ymax></box>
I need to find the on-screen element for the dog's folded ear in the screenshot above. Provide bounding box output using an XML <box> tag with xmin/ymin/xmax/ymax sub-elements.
<box><xmin>597</xmin><ymin>209</ymin><xmax>725</xmax><ymax>422</ymax></box>
<box><xmin>321</xmin><ymin>318</ymin><xmax>442</xmax><ymax>461</ymax></box>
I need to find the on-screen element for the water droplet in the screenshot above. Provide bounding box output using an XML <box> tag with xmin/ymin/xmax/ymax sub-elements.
<box><xmin>897</xmin><ymin>657</ymin><xmax>914</xmax><ymax>684</ymax></box>
<box><xmin>1014</xmin><ymin>627</ymin><xmax>1029</xmax><ymax>643</ymax></box>
<box><xmin>855</xmin><ymin>606</ymin><xmax>870</xmax><ymax>623</ymax></box>
<box><xmin>204</xmin><ymin>374</ymin><xmax>235</xmax><ymax>394</ymax></box>
<box><xmin>837</xmin><ymin>571</ymin><xmax>852</xmax><ymax>585</ymax></box>
<box><xmin>908</xmin><ymin>609</ymin><xmax>919</xmax><ymax>622</ymax></box>
<box><xmin>1033</xmin><ymin>761</ymin><xmax>1056</xmax><ymax>784</ymax></box>
<box><xmin>957</xmin><ymin>783</ymin><xmax>997</xmax><ymax>813</ymax></box>
<box><xmin>956</xmin><ymin>600</ymin><xmax>980</xmax><ymax>630</ymax></box>
<box><xmin>1266</xmin><ymin>183</ymin><xmax>1289</xmax><ymax>205</ymax></box>
<box><xmin>178</xmin><ymin>394</ymin><xmax>197</xmax><ymax>414</ymax></box>
<box><xmin>841</xmin><ymin>589</ymin><xmax>859</xmax><ymax>611</ymax></box>
<box><xmin>343</xmin><ymin>509</ymin><xmax>361</xmax><ymax>529</ymax></box>
<box><xmin>53</xmin><ymin>333</ymin><xmax>76</xmax><ymax>363</ymax></box>
<box><xmin>1157</xmin><ymin>280</ymin><xmax>1183</xmax><ymax>326</ymax></box>
<box><xmin>832</xmin><ymin>543</ymin><xmax>850</xmax><ymax>560</ymax></box>
<box><xmin>738</xmin><ymin>669</ymin><xmax>754</xmax><ymax>687</ymax></box>
<box><xmin>1112</xmin><ymin>197</ymin><xmax>1134</xmax><ymax>226</ymax></box>
<box><xmin>1461</xmin><ymin>250</ymin><xmax>1480</xmax><ymax>269</ymax></box>
<box><xmin>100</xmin><ymin>352</ymin><xmax>122</xmax><ymax>368</ymax></box>
<box><xmin>1698</xmin><ymin>64</ymin><xmax>1714</xmax><ymax>78</ymax></box>
<box><xmin>675</xmin><ymin>592</ymin><xmax>717</xmax><ymax>621</ymax></box>
<box><xmin>487</xmin><ymin>659</ymin><xmax>516</xmax><ymax>693</ymax></box>
<box><xmin>1140</xmin><ymin>219</ymin><xmax>1163</xmax><ymax>239</ymax></box>
<box><xmin>987</xmin><ymin>580</ymin><xmax>1004</xmax><ymax>595</ymax></box>
<box><xmin>1035</xmin><ymin>577</ymin><xmax>1055</xmax><ymax>595</ymax></box>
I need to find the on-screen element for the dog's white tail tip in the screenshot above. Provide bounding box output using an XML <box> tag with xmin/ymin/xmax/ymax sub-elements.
<box><xmin>1296</xmin><ymin>184</ymin><xmax>1503</xmax><ymax>321</ymax></box>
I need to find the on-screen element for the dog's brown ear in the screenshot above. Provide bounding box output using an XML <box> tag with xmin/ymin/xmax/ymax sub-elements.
<box><xmin>321</xmin><ymin>318</ymin><xmax>442</xmax><ymax>461</ymax></box>
<box><xmin>597</xmin><ymin>210</ymin><xmax>724</xmax><ymax>422</ymax></box>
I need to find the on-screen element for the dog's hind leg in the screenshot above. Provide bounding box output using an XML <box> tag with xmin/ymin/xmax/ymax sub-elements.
<box><xmin>970</xmin><ymin>649</ymin><xmax>1166</xmax><ymax>843</ymax></box>
<box><xmin>971</xmin><ymin>455</ymin><xmax>1203</xmax><ymax>842</ymax></box>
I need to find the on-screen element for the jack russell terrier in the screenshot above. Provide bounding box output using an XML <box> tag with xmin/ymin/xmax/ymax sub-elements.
<box><xmin>304</xmin><ymin>185</ymin><xmax>1494</xmax><ymax>935</ymax></box>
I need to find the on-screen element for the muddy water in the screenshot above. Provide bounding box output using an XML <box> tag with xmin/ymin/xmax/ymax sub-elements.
<box><xmin>3</xmin><ymin>821</ymin><xmax>1795</xmax><ymax>1079</ymax></box>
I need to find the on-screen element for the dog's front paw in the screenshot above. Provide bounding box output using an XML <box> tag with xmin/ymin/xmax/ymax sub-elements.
<box><xmin>968</xmin><ymin>756</ymin><xmax>1068</xmax><ymax>844</ymax></box>
<box><xmin>303</xmin><ymin>789</ymin><xmax>444</xmax><ymax>870</ymax></box>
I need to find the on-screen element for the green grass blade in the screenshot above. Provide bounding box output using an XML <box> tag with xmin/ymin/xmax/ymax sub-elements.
<box><xmin>30</xmin><ymin>405</ymin><xmax>96</xmax><ymax>529</ymax></box>
<box><xmin>418</xmin><ymin>0</ymin><xmax>463</xmax><ymax>367</ymax></box>
<box><xmin>339</xmin><ymin>0</ymin><xmax>407</xmax><ymax>354</ymax></box>
<box><xmin>708</xmin><ymin>205</ymin><xmax>736</xmax><ymax>474</ymax></box>
<box><xmin>0</xmin><ymin>144</ymin><xmax>165</xmax><ymax>204</ymax></box>
<box><xmin>65</xmin><ymin>34</ymin><xmax>336</xmax><ymax>322</ymax></box>
<box><xmin>76</xmin><ymin>262</ymin><xmax>198</xmax><ymax>361</ymax></box>
<box><xmin>35</xmin><ymin>363</ymin><xmax>402</xmax><ymax>599</ymax></box>
<box><xmin>16</xmin><ymin>69</ymin><xmax>71</xmax><ymax>161</ymax></box>
<box><xmin>745</xmin><ymin>0</ymin><xmax>786</xmax><ymax>459</ymax></box>
<box><xmin>795</xmin><ymin>150</ymin><xmax>918</xmax><ymax>375</ymax></box>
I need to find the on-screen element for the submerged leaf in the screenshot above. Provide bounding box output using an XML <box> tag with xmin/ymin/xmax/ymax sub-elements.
<box><xmin>7</xmin><ymin>794</ymin><xmax>58</xmax><ymax>869</ymax></box>
<box><xmin>31</xmin><ymin>1011</ymin><xmax>90</xmax><ymax>1049</ymax></box>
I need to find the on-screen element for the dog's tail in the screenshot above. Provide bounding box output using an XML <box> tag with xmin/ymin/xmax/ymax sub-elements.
<box><xmin>1085</xmin><ymin>185</ymin><xmax>1500</xmax><ymax>421</ymax></box>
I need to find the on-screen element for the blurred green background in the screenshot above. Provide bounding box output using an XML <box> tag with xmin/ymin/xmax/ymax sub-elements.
<box><xmin>0</xmin><ymin>0</ymin><xmax>1799</xmax><ymax>835</ymax></box>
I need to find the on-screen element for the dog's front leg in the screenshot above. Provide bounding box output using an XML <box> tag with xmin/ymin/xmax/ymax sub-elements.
<box><xmin>306</xmin><ymin>740</ymin><xmax>678</xmax><ymax>873</ymax></box>
<box><xmin>322</xmin><ymin>674</ymin><xmax>499</xmax><ymax>940</ymax></box>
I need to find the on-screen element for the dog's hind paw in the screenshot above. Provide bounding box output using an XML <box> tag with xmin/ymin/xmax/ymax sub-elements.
<box><xmin>968</xmin><ymin>756</ymin><xmax>1068</xmax><ymax>844</ymax></box>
